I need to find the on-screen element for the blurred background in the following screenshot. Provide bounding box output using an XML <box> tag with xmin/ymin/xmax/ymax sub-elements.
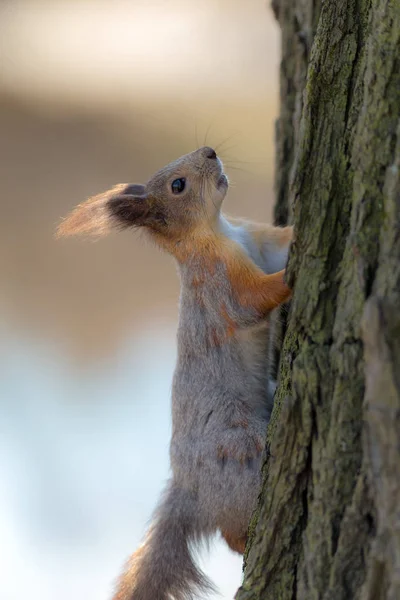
<box><xmin>0</xmin><ymin>1</ymin><xmax>280</xmax><ymax>598</ymax></box>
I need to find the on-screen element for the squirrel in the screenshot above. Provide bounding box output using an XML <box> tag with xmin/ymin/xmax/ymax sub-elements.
<box><xmin>57</xmin><ymin>146</ymin><xmax>293</xmax><ymax>600</ymax></box>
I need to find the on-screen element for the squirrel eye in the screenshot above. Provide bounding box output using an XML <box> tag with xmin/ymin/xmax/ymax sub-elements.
<box><xmin>171</xmin><ymin>178</ymin><xmax>186</xmax><ymax>194</ymax></box>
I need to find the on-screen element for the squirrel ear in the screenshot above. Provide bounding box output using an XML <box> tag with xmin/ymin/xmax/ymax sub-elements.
<box><xmin>107</xmin><ymin>189</ymin><xmax>152</xmax><ymax>229</ymax></box>
<box><xmin>55</xmin><ymin>183</ymin><xmax>147</xmax><ymax>238</ymax></box>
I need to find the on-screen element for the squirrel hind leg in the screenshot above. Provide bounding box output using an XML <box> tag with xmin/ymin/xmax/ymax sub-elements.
<box><xmin>221</xmin><ymin>530</ymin><xmax>247</xmax><ymax>554</ymax></box>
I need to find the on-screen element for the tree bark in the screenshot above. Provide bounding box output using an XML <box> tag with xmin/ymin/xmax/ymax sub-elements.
<box><xmin>237</xmin><ymin>1</ymin><xmax>400</xmax><ymax>599</ymax></box>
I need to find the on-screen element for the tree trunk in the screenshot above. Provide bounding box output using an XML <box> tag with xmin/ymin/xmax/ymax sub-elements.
<box><xmin>237</xmin><ymin>1</ymin><xmax>400</xmax><ymax>599</ymax></box>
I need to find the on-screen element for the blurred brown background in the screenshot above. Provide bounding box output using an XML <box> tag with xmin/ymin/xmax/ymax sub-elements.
<box><xmin>0</xmin><ymin>1</ymin><xmax>280</xmax><ymax>598</ymax></box>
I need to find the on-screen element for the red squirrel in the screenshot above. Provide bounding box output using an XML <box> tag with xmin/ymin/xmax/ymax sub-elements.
<box><xmin>57</xmin><ymin>146</ymin><xmax>293</xmax><ymax>600</ymax></box>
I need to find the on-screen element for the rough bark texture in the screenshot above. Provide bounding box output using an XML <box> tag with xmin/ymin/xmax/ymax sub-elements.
<box><xmin>237</xmin><ymin>0</ymin><xmax>400</xmax><ymax>599</ymax></box>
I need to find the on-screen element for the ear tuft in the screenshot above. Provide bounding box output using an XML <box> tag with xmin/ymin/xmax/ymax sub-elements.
<box><xmin>55</xmin><ymin>183</ymin><xmax>145</xmax><ymax>238</ymax></box>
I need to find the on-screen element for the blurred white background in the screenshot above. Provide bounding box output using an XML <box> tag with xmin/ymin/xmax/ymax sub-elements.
<box><xmin>0</xmin><ymin>1</ymin><xmax>280</xmax><ymax>598</ymax></box>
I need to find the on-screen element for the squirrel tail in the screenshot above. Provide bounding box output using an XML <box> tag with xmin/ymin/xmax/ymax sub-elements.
<box><xmin>112</xmin><ymin>483</ymin><xmax>215</xmax><ymax>600</ymax></box>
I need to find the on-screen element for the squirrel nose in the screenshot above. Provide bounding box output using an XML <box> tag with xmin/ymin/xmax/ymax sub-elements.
<box><xmin>203</xmin><ymin>147</ymin><xmax>217</xmax><ymax>160</ymax></box>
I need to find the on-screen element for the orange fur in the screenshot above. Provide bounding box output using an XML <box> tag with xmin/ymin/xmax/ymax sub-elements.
<box><xmin>231</xmin><ymin>417</ymin><xmax>249</xmax><ymax>429</ymax></box>
<box><xmin>162</xmin><ymin>229</ymin><xmax>291</xmax><ymax>316</ymax></box>
<box><xmin>221</xmin><ymin>531</ymin><xmax>247</xmax><ymax>554</ymax></box>
<box><xmin>56</xmin><ymin>184</ymin><xmax>132</xmax><ymax>238</ymax></box>
<box><xmin>220</xmin><ymin>303</ymin><xmax>238</xmax><ymax>338</ymax></box>
<box><xmin>221</xmin><ymin>241</ymin><xmax>291</xmax><ymax>315</ymax></box>
<box><xmin>112</xmin><ymin>543</ymin><xmax>146</xmax><ymax>600</ymax></box>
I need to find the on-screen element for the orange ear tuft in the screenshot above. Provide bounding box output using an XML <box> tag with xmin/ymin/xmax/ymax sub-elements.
<box><xmin>55</xmin><ymin>196</ymin><xmax>110</xmax><ymax>238</ymax></box>
<box><xmin>55</xmin><ymin>184</ymin><xmax>142</xmax><ymax>239</ymax></box>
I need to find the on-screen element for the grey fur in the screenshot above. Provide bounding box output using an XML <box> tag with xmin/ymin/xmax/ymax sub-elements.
<box><xmin>111</xmin><ymin>149</ymin><xmax>291</xmax><ymax>600</ymax></box>
<box><xmin>58</xmin><ymin>147</ymin><xmax>291</xmax><ymax>600</ymax></box>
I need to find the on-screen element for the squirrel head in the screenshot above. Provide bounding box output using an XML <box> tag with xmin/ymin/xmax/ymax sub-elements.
<box><xmin>56</xmin><ymin>147</ymin><xmax>228</xmax><ymax>249</ymax></box>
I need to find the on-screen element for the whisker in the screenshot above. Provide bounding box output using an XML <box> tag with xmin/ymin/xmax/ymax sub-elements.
<box><xmin>219</xmin><ymin>151</ymin><xmax>266</xmax><ymax>165</ymax></box>
<box><xmin>223</xmin><ymin>158</ymin><xmax>265</xmax><ymax>166</ymax></box>
<box><xmin>214</xmin><ymin>136</ymin><xmax>238</xmax><ymax>154</ymax></box>
<box><xmin>204</xmin><ymin>121</ymin><xmax>214</xmax><ymax>147</ymax></box>
<box><xmin>224</xmin><ymin>165</ymin><xmax>252</xmax><ymax>173</ymax></box>
<box><xmin>217</xmin><ymin>146</ymin><xmax>241</xmax><ymax>161</ymax></box>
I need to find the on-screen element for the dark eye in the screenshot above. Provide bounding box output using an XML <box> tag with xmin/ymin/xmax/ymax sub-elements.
<box><xmin>171</xmin><ymin>178</ymin><xmax>186</xmax><ymax>194</ymax></box>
